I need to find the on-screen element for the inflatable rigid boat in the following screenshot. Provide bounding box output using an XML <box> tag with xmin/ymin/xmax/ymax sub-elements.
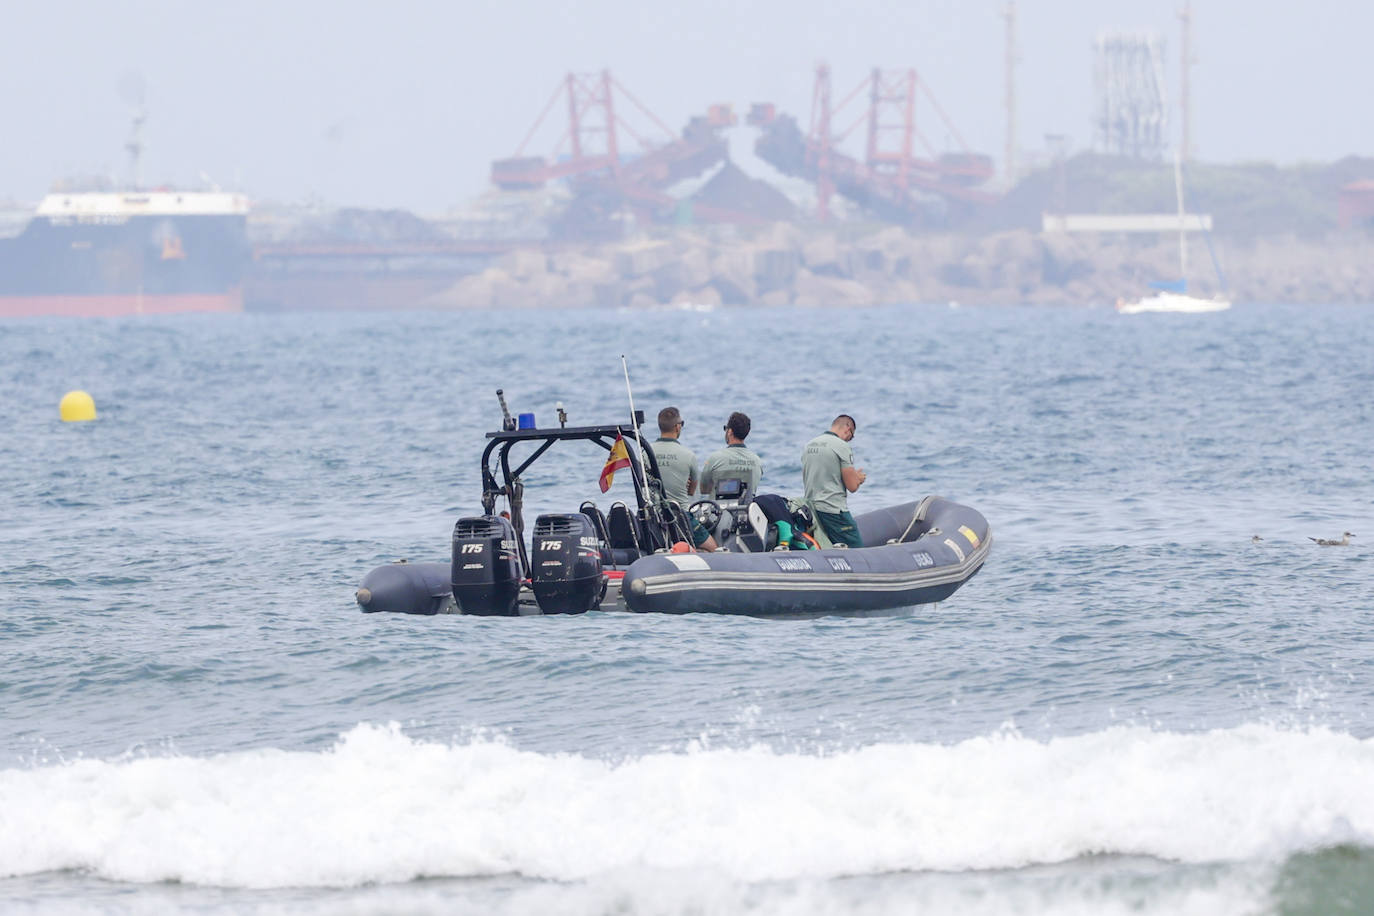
<box><xmin>356</xmin><ymin>406</ymin><xmax>991</xmax><ymax>619</ymax></box>
<box><xmin>619</xmin><ymin>497</ymin><xmax>988</xmax><ymax>616</ymax></box>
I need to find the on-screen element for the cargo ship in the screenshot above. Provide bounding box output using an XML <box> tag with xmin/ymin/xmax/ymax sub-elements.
<box><xmin>0</xmin><ymin>190</ymin><xmax>250</xmax><ymax>318</ymax></box>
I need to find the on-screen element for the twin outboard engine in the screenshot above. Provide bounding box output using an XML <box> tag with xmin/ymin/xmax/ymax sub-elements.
<box><xmin>451</xmin><ymin>515</ymin><xmax>522</xmax><ymax>615</ymax></box>
<box><xmin>530</xmin><ymin>513</ymin><xmax>604</xmax><ymax>614</ymax></box>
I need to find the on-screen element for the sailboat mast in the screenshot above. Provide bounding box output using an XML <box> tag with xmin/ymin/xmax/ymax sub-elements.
<box><xmin>1174</xmin><ymin>151</ymin><xmax>1187</xmax><ymax>289</ymax></box>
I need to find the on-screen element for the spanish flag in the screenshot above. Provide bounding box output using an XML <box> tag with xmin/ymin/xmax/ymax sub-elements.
<box><xmin>599</xmin><ymin>434</ymin><xmax>632</xmax><ymax>492</ymax></box>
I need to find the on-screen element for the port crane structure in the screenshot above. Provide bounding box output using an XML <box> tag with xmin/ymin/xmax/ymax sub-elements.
<box><xmin>492</xmin><ymin>66</ymin><xmax>997</xmax><ymax>230</ymax></box>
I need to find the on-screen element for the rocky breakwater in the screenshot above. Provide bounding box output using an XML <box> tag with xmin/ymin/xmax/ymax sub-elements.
<box><xmin>421</xmin><ymin>223</ymin><xmax>1374</xmax><ymax>308</ymax></box>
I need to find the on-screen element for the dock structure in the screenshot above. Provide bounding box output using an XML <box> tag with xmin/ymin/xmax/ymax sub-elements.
<box><xmin>1041</xmin><ymin>213</ymin><xmax>1212</xmax><ymax>234</ymax></box>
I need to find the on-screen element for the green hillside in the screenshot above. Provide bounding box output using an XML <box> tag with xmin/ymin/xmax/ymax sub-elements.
<box><xmin>982</xmin><ymin>154</ymin><xmax>1374</xmax><ymax>238</ymax></box>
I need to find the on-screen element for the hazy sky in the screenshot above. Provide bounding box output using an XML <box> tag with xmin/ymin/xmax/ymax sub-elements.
<box><xmin>4</xmin><ymin>0</ymin><xmax>1371</xmax><ymax>213</ymax></box>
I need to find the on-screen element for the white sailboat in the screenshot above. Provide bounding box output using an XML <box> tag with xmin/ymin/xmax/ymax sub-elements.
<box><xmin>1117</xmin><ymin>153</ymin><xmax>1231</xmax><ymax>314</ymax></box>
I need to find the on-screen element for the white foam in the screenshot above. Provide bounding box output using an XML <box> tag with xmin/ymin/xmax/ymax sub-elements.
<box><xmin>1</xmin><ymin>722</ymin><xmax>1371</xmax><ymax>889</ymax></box>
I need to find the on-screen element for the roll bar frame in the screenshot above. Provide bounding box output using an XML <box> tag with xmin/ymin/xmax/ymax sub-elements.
<box><xmin>479</xmin><ymin>422</ymin><xmax>672</xmax><ymax>573</ymax></box>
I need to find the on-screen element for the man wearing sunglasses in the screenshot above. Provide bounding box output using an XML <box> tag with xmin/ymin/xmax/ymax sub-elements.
<box><xmin>802</xmin><ymin>414</ymin><xmax>866</xmax><ymax>548</ymax></box>
<box><xmin>650</xmin><ymin>406</ymin><xmax>716</xmax><ymax>551</ymax></box>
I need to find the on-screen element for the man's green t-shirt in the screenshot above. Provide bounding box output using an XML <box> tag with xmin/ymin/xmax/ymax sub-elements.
<box><xmin>699</xmin><ymin>443</ymin><xmax>762</xmax><ymax>497</ymax></box>
<box><xmin>650</xmin><ymin>437</ymin><xmax>698</xmax><ymax>508</ymax></box>
<box><xmin>801</xmin><ymin>430</ymin><xmax>854</xmax><ymax>513</ymax></box>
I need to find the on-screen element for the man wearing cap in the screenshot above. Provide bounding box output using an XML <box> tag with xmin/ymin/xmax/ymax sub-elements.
<box><xmin>699</xmin><ymin>411</ymin><xmax>764</xmax><ymax>498</ymax></box>
<box><xmin>801</xmin><ymin>414</ymin><xmax>866</xmax><ymax>548</ymax></box>
<box><xmin>649</xmin><ymin>406</ymin><xmax>717</xmax><ymax>551</ymax></box>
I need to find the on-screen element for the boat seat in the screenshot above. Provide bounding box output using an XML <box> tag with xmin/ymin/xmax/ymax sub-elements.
<box><xmin>607</xmin><ymin>502</ymin><xmax>642</xmax><ymax>551</ymax></box>
<box><xmin>583</xmin><ymin>501</ymin><xmax>640</xmax><ymax>565</ymax></box>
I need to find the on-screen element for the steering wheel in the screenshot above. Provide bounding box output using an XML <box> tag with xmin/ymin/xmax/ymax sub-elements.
<box><xmin>688</xmin><ymin>498</ymin><xmax>722</xmax><ymax>529</ymax></box>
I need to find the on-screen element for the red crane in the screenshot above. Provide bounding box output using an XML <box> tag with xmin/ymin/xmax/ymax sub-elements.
<box><xmin>754</xmin><ymin>63</ymin><xmax>996</xmax><ymax>225</ymax></box>
<box><xmin>491</xmin><ymin>72</ymin><xmax>729</xmax><ymax>195</ymax></box>
<box><xmin>490</xmin><ymin>71</ymin><xmax>745</xmax><ymax>234</ymax></box>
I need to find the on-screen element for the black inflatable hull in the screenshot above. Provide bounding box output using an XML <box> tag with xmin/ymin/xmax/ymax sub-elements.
<box><xmin>356</xmin><ymin>561</ymin><xmax>457</xmax><ymax>615</ymax></box>
<box><xmin>356</xmin><ymin>497</ymin><xmax>989</xmax><ymax>618</ymax></box>
<box><xmin>620</xmin><ymin>497</ymin><xmax>989</xmax><ymax>617</ymax></box>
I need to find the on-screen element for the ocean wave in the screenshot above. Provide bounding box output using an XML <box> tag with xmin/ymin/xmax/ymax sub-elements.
<box><xmin>1</xmin><ymin>722</ymin><xmax>1370</xmax><ymax>890</ymax></box>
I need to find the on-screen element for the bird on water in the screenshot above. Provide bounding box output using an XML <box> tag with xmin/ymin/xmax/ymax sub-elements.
<box><xmin>1309</xmin><ymin>531</ymin><xmax>1355</xmax><ymax>546</ymax></box>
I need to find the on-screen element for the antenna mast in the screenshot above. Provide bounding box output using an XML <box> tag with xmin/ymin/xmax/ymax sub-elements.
<box><xmin>1174</xmin><ymin>150</ymin><xmax>1187</xmax><ymax>285</ymax></box>
<box><xmin>125</xmin><ymin>106</ymin><xmax>146</xmax><ymax>190</ymax></box>
<box><xmin>1004</xmin><ymin>1</ymin><xmax>1018</xmax><ymax>186</ymax></box>
<box><xmin>1179</xmin><ymin>0</ymin><xmax>1193</xmax><ymax>162</ymax></box>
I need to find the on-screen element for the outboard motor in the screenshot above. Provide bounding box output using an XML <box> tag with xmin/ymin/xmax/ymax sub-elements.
<box><xmin>451</xmin><ymin>515</ymin><xmax>522</xmax><ymax>616</ymax></box>
<box><xmin>530</xmin><ymin>513</ymin><xmax>604</xmax><ymax>614</ymax></box>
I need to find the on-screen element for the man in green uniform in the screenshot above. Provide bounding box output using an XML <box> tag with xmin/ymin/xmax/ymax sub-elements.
<box><xmin>801</xmin><ymin>414</ymin><xmax>866</xmax><ymax>548</ymax></box>
<box><xmin>699</xmin><ymin>411</ymin><xmax>763</xmax><ymax>499</ymax></box>
<box><xmin>649</xmin><ymin>406</ymin><xmax>716</xmax><ymax>550</ymax></box>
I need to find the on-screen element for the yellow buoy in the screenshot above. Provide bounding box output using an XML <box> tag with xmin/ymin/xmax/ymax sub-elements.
<box><xmin>60</xmin><ymin>390</ymin><xmax>98</xmax><ymax>422</ymax></box>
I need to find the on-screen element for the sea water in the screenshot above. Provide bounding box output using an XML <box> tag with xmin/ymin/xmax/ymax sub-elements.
<box><xmin>1</xmin><ymin>303</ymin><xmax>1372</xmax><ymax>914</ymax></box>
